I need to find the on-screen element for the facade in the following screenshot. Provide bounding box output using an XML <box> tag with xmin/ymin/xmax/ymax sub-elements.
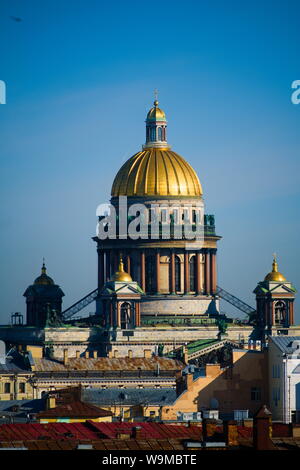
<box><xmin>0</xmin><ymin>345</ymin><xmax>184</xmax><ymax>399</ymax></box>
<box><xmin>53</xmin><ymin>347</ymin><xmax>267</xmax><ymax>421</ymax></box>
<box><xmin>268</xmin><ymin>336</ymin><xmax>300</xmax><ymax>423</ymax></box>
<box><xmin>0</xmin><ymin>341</ymin><xmax>34</xmax><ymax>401</ymax></box>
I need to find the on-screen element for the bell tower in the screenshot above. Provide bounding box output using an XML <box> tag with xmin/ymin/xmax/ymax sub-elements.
<box><xmin>98</xmin><ymin>257</ymin><xmax>143</xmax><ymax>330</ymax></box>
<box><xmin>253</xmin><ymin>255</ymin><xmax>296</xmax><ymax>335</ymax></box>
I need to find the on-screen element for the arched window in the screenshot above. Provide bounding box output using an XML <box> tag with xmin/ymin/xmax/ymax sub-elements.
<box><xmin>151</xmin><ymin>127</ymin><xmax>156</xmax><ymax>141</ymax></box>
<box><xmin>146</xmin><ymin>255</ymin><xmax>155</xmax><ymax>293</ymax></box>
<box><xmin>158</xmin><ymin>127</ymin><xmax>162</xmax><ymax>141</ymax></box>
<box><xmin>175</xmin><ymin>256</ymin><xmax>181</xmax><ymax>292</ymax></box>
<box><xmin>121</xmin><ymin>302</ymin><xmax>132</xmax><ymax>329</ymax></box>
<box><xmin>275</xmin><ymin>301</ymin><xmax>285</xmax><ymax>325</ymax></box>
<box><xmin>189</xmin><ymin>256</ymin><xmax>196</xmax><ymax>292</ymax></box>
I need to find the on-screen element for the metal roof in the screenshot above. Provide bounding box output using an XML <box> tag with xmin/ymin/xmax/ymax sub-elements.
<box><xmin>0</xmin><ymin>399</ymin><xmax>44</xmax><ymax>415</ymax></box>
<box><xmin>82</xmin><ymin>387</ymin><xmax>177</xmax><ymax>406</ymax></box>
<box><xmin>0</xmin><ymin>350</ymin><xmax>31</xmax><ymax>373</ymax></box>
<box><xmin>37</xmin><ymin>401</ymin><xmax>112</xmax><ymax>419</ymax></box>
<box><xmin>269</xmin><ymin>336</ymin><xmax>300</xmax><ymax>354</ymax></box>
<box><xmin>33</xmin><ymin>356</ymin><xmax>184</xmax><ymax>372</ymax></box>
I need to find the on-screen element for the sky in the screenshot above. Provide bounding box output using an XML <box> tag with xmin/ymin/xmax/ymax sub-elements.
<box><xmin>0</xmin><ymin>0</ymin><xmax>299</xmax><ymax>323</ymax></box>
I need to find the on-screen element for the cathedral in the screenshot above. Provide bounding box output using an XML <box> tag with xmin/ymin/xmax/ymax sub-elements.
<box><xmin>0</xmin><ymin>99</ymin><xmax>298</xmax><ymax>359</ymax></box>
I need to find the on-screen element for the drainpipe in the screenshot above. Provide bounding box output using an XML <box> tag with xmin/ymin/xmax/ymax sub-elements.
<box><xmin>288</xmin><ymin>375</ymin><xmax>291</xmax><ymax>424</ymax></box>
<box><xmin>283</xmin><ymin>358</ymin><xmax>287</xmax><ymax>423</ymax></box>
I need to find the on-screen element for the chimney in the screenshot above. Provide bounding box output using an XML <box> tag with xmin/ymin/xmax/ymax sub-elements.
<box><xmin>186</xmin><ymin>373</ymin><xmax>193</xmax><ymax>390</ymax></box>
<box><xmin>117</xmin><ymin>432</ymin><xmax>131</xmax><ymax>440</ymax></box>
<box><xmin>85</xmin><ymin>351</ymin><xmax>89</xmax><ymax>359</ymax></box>
<box><xmin>253</xmin><ymin>405</ymin><xmax>275</xmax><ymax>450</ymax></box>
<box><xmin>47</xmin><ymin>395</ymin><xmax>56</xmax><ymax>409</ymax></box>
<box><xmin>224</xmin><ymin>420</ymin><xmax>238</xmax><ymax>447</ymax></box>
<box><xmin>202</xmin><ymin>418</ymin><xmax>217</xmax><ymax>441</ymax></box>
<box><xmin>131</xmin><ymin>426</ymin><xmax>142</xmax><ymax>439</ymax></box>
<box><xmin>176</xmin><ymin>374</ymin><xmax>185</xmax><ymax>397</ymax></box>
<box><xmin>93</xmin><ymin>350</ymin><xmax>97</xmax><ymax>359</ymax></box>
<box><xmin>183</xmin><ymin>344</ymin><xmax>188</xmax><ymax>364</ymax></box>
<box><xmin>76</xmin><ymin>350</ymin><xmax>80</xmax><ymax>359</ymax></box>
<box><xmin>63</xmin><ymin>349</ymin><xmax>68</xmax><ymax>366</ymax></box>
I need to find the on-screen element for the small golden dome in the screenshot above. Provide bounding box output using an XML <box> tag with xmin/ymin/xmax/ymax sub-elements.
<box><xmin>146</xmin><ymin>100</ymin><xmax>166</xmax><ymax>122</ymax></box>
<box><xmin>264</xmin><ymin>255</ymin><xmax>286</xmax><ymax>282</ymax></box>
<box><xmin>34</xmin><ymin>262</ymin><xmax>54</xmax><ymax>285</ymax></box>
<box><xmin>111</xmin><ymin>258</ymin><xmax>132</xmax><ymax>282</ymax></box>
<box><xmin>111</xmin><ymin>148</ymin><xmax>202</xmax><ymax>197</ymax></box>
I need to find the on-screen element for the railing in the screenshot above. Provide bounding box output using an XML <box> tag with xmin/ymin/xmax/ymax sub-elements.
<box><xmin>33</xmin><ymin>369</ymin><xmax>178</xmax><ymax>379</ymax></box>
<box><xmin>141</xmin><ymin>316</ymin><xmax>217</xmax><ymax>327</ymax></box>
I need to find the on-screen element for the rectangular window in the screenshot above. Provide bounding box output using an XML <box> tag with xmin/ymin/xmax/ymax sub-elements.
<box><xmin>272</xmin><ymin>364</ymin><xmax>281</xmax><ymax>378</ymax></box>
<box><xmin>251</xmin><ymin>387</ymin><xmax>261</xmax><ymax>401</ymax></box>
<box><xmin>272</xmin><ymin>387</ymin><xmax>280</xmax><ymax>406</ymax></box>
<box><xmin>19</xmin><ymin>383</ymin><xmax>25</xmax><ymax>393</ymax></box>
<box><xmin>4</xmin><ymin>383</ymin><xmax>10</xmax><ymax>394</ymax></box>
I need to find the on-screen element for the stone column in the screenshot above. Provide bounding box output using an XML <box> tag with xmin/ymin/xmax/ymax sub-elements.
<box><xmin>271</xmin><ymin>302</ymin><xmax>275</xmax><ymax>326</ymax></box>
<box><xmin>184</xmin><ymin>252</ymin><xmax>189</xmax><ymax>294</ymax></box>
<box><xmin>289</xmin><ymin>301</ymin><xmax>294</xmax><ymax>325</ymax></box>
<box><xmin>126</xmin><ymin>253</ymin><xmax>131</xmax><ymax>276</ymax></box>
<box><xmin>136</xmin><ymin>302</ymin><xmax>141</xmax><ymax>327</ymax></box>
<box><xmin>110</xmin><ymin>303</ymin><xmax>113</xmax><ymax>327</ymax></box>
<box><xmin>140</xmin><ymin>251</ymin><xmax>146</xmax><ymax>291</ymax></box>
<box><xmin>170</xmin><ymin>250</ymin><xmax>175</xmax><ymax>294</ymax></box>
<box><xmin>114</xmin><ymin>251</ymin><xmax>119</xmax><ymax>272</ymax></box>
<box><xmin>105</xmin><ymin>250</ymin><xmax>111</xmax><ymax>282</ymax></box>
<box><xmin>156</xmin><ymin>250</ymin><xmax>160</xmax><ymax>293</ymax></box>
<box><xmin>210</xmin><ymin>249</ymin><xmax>217</xmax><ymax>294</ymax></box>
<box><xmin>117</xmin><ymin>303</ymin><xmax>121</xmax><ymax>328</ymax></box>
<box><xmin>196</xmin><ymin>251</ymin><xmax>201</xmax><ymax>295</ymax></box>
<box><xmin>98</xmin><ymin>248</ymin><xmax>105</xmax><ymax>290</ymax></box>
<box><xmin>205</xmin><ymin>249</ymin><xmax>211</xmax><ymax>295</ymax></box>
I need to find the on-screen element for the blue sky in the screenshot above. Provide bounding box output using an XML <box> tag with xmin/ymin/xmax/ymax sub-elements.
<box><xmin>0</xmin><ymin>0</ymin><xmax>299</xmax><ymax>323</ymax></box>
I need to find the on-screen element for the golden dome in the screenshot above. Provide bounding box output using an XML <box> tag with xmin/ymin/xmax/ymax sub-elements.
<box><xmin>34</xmin><ymin>262</ymin><xmax>54</xmax><ymax>286</ymax></box>
<box><xmin>111</xmin><ymin>148</ymin><xmax>202</xmax><ymax>197</ymax></box>
<box><xmin>111</xmin><ymin>258</ymin><xmax>132</xmax><ymax>282</ymax></box>
<box><xmin>146</xmin><ymin>101</ymin><xmax>166</xmax><ymax>122</ymax></box>
<box><xmin>264</xmin><ymin>256</ymin><xmax>286</xmax><ymax>282</ymax></box>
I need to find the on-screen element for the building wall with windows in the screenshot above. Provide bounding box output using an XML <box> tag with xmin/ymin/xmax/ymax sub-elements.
<box><xmin>0</xmin><ymin>374</ymin><xmax>34</xmax><ymax>401</ymax></box>
<box><xmin>161</xmin><ymin>349</ymin><xmax>268</xmax><ymax>420</ymax></box>
<box><xmin>268</xmin><ymin>336</ymin><xmax>300</xmax><ymax>423</ymax></box>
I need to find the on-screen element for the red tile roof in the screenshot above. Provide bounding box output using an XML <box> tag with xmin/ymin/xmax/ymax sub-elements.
<box><xmin>85</xmin><ymin>421</ymin><xmax>202</xmax><ymax>439</ymax></box>
<box><xmin>0</xmin><ymin>421</ymin><xmax>201</xmax><ymax>442</ymax></box>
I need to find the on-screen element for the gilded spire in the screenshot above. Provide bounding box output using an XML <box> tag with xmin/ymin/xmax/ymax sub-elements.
<box><xmin>34</xmin><ymin>259</ymin><xmax>54</xmax><ymax>285</ymax></box>
<box><xmin>264</xmin><ymin>254</ymin><xmax>286</xmax><ymax>282</ymax></box>
<box><xmin>272</xmin><ymin>253</ymin><xmax>278</xmax><ymax>273</ymax></box>
<box><xmin>41</xmin><ymin>258</ymin><xmax>46</xmax><ymax>274</ymax></box>
<box><xmin>111</xmin><ymin>255</ymin><xmax>133</xmax><ymax>282</ymax></box>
